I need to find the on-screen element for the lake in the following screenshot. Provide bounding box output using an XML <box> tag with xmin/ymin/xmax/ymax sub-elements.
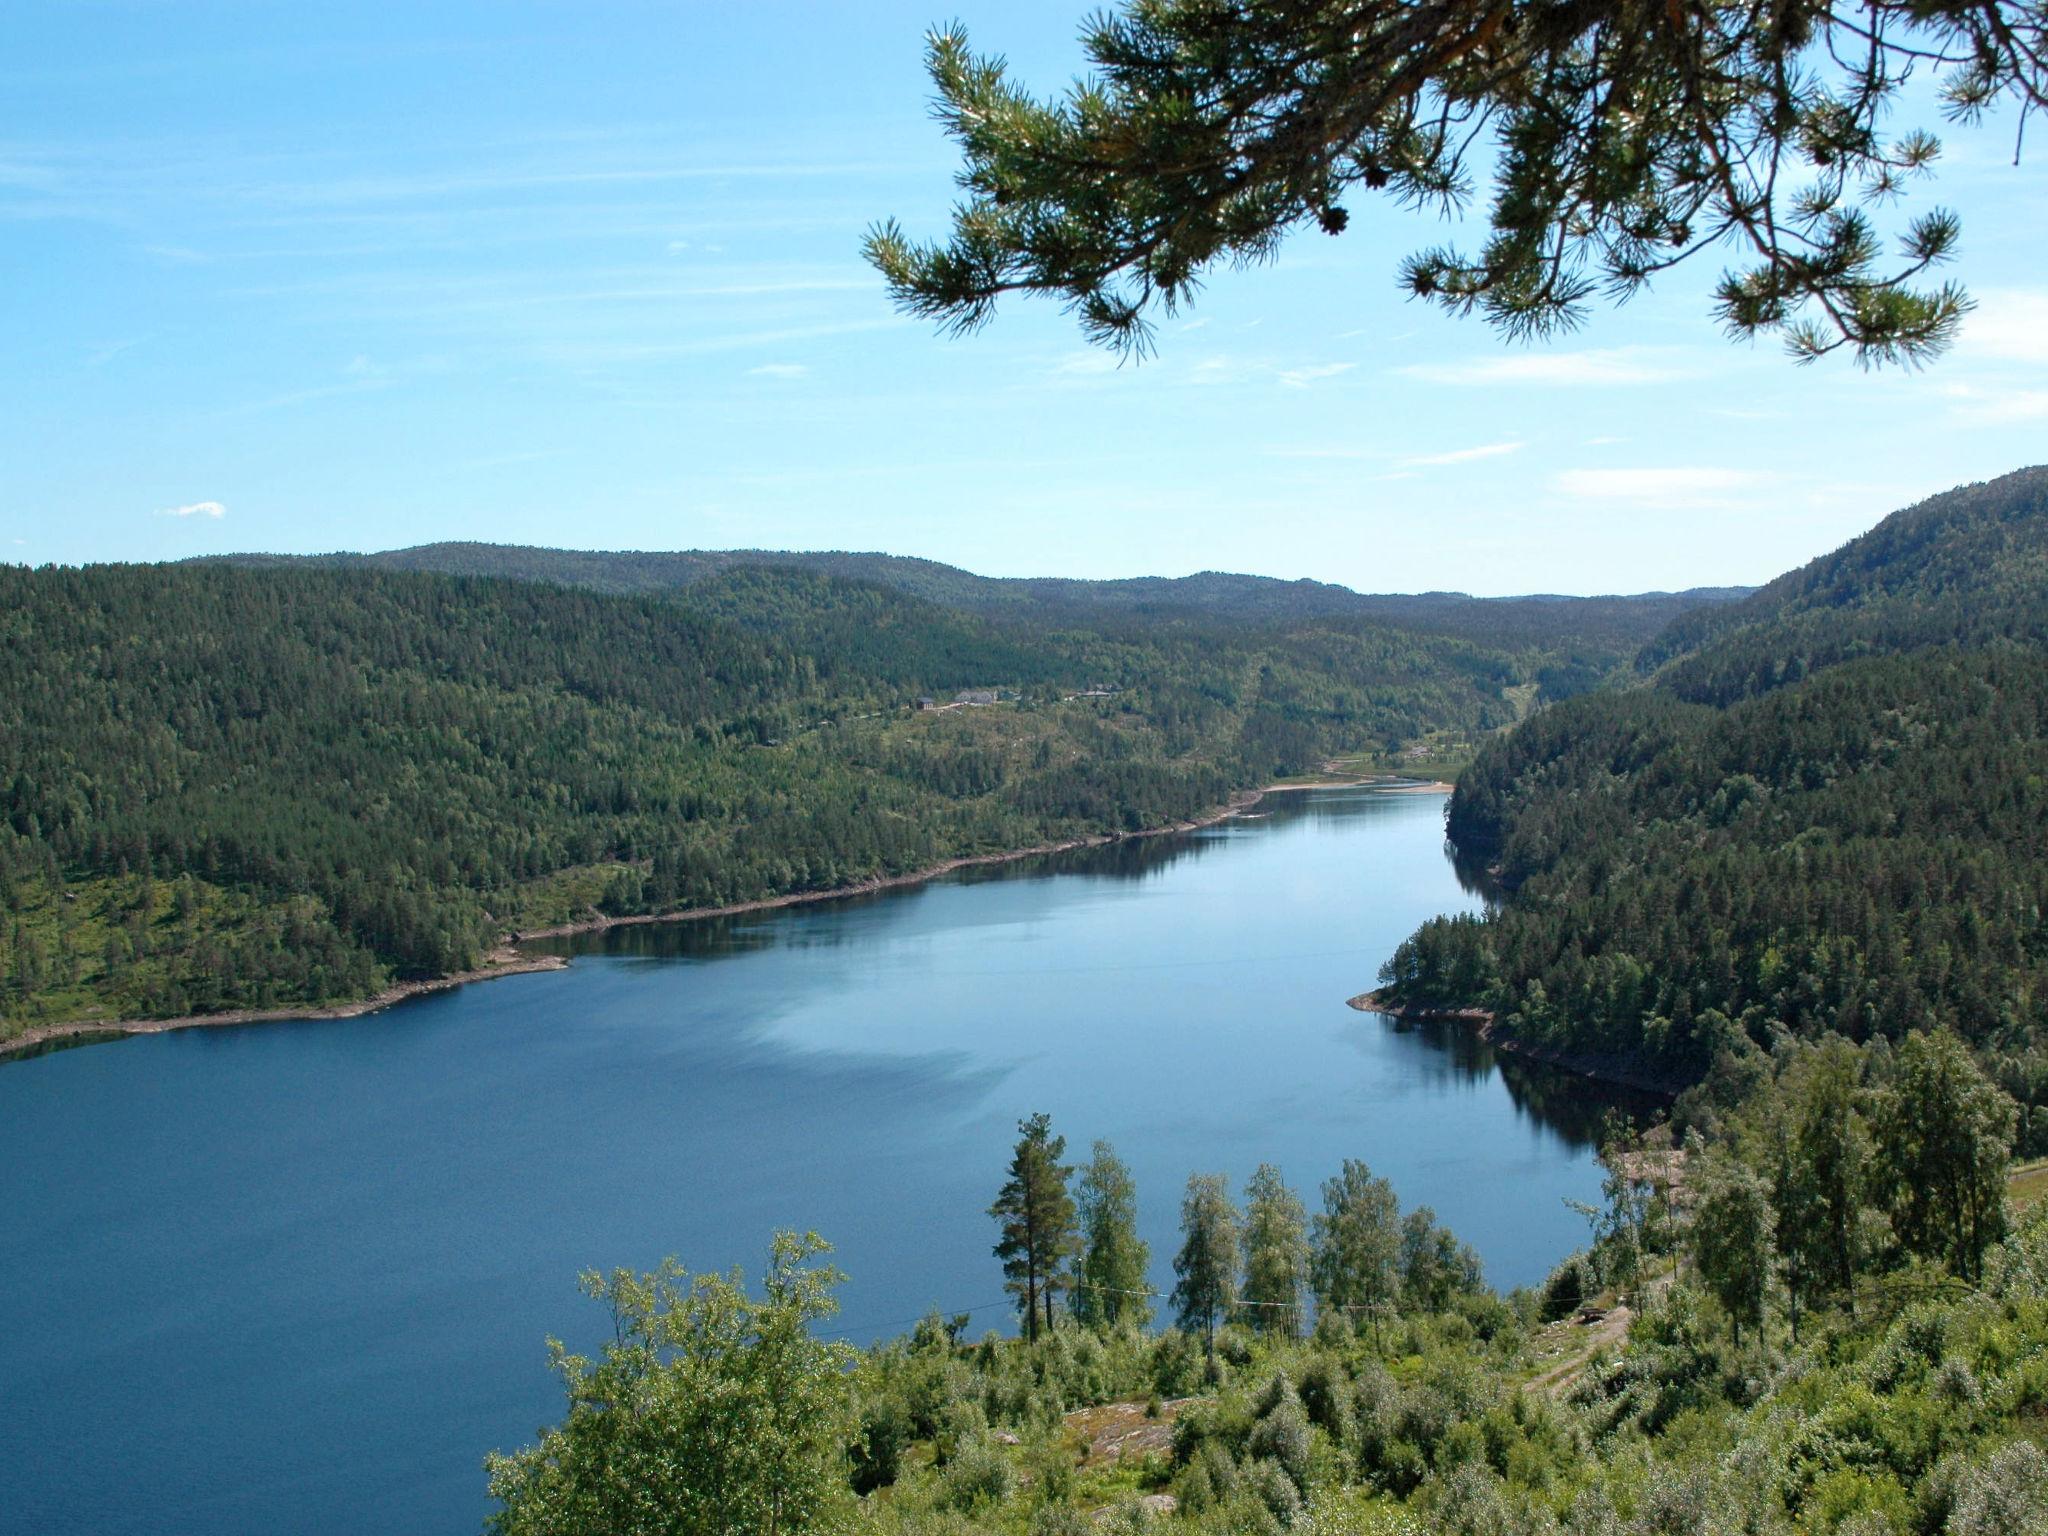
<box><xmin>0</xmin><ymin>785</ymin><xmax>1627</xmax><ymax>1536</ymax></box>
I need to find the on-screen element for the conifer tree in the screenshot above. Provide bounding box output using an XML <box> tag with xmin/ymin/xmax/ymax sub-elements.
<box><xmin>1240</xmin><ymin>1163</ymin><xmax>1310</xmax><ymax>1337</ymax></box>
<box><xmin>989</xmin><ymin>1112</ymin><xmax>1078</xmax><ymax>1343</ymax></box>
<box><xmin>1073</xmin><ymin>1140</ymin><xmax>1152</xmax><ymax>1330</ymax></box>
<box><xmin>1171</xmin><ymin>1173</ymin><xmax>1241</xmax><ymax>1355</ymax></box>
<box><xmin>870</xmin><ymin>0</ymin><xmax>2044</xmax><ymax>364</ymax></box>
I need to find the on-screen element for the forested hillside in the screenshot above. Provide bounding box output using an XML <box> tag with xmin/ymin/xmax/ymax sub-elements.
<box><xmin>1377</xmin><ymin>467</ymin><xmax>2048</xmax><ymax>1153</ymax></box>
<box><xmin>1</xmin><ymin>557</ymin><xmax>1693</xmax><ymax>1038</ymax></box>
<box><xmin>204</xmin><ymin>543</ymin><xmax>1747</xmax><ymax>663</ymax></box>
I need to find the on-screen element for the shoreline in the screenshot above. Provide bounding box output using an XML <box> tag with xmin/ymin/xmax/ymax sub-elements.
<box><xmin>511</xmin><ymin>787</ymin><xmax>1268</xmax><ymax>944</ymax></box>
<box><xmin>1256</xmin><ymin>778</ymin><xmax>1452</xmax><ymax>796</ymax></box>
<box><xmin>1346</xmin><ymin>990</ymin><xmax>1684</xmax><ymax>1099</ymax></box>
<box><xmin>0</xmin><ymin>950</ymin><xmax>572</xmax><ymax>1063</ymax></box>
<box><xmin>1</xmin><ymin>777</ymin><xmax>1447</xmax><ymax>1063</ymax></box>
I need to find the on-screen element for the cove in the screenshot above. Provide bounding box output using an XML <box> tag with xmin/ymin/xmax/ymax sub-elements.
<box><xmin>0</xmin><ymin>786</ymin><xmax>1629</xmax><ymax>1536</ymax></box>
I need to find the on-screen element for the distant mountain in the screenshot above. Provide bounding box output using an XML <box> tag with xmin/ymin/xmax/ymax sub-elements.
<box><xmin>196</xmin><ymin>543</ymin><xmax>1750</xmax><ymax>654</ymax></box>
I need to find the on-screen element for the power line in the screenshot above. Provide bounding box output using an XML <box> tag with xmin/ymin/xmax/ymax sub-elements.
<box><xmin>824</xmin><ymin>1278</ymin><xmax>1382</xmax><ymax>1340</ymax></box>
<box><xmin>818</xmin><ymin>1295</ymin><xmax>1013</xmax><ymax>1341</ymax></box>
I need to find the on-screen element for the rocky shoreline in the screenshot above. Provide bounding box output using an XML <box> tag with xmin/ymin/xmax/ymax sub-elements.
<box><xmin>0</xmin><ymin>949</ymin><xmax>571</xmax><ymax>1063</ymax></box>
<box><xmin>1346</xmin><ymin>990</ymin><xmax>1685</xmax><ymax>1098</ymax></box>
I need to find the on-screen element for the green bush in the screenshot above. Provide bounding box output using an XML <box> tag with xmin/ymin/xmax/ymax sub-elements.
<box><xmin>939</xmin><ymin>1436</ymin><xmax>1015</xmax><ymax>1513</ymax></box>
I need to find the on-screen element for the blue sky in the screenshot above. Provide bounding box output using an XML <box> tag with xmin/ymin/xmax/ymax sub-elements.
<box><xmin>4</xmin><ymin>3</ymin><xmax>2043</xmax><ymax>595</ymax></box>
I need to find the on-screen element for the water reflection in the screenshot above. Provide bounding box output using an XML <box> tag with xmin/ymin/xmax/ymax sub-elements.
<box><xmin>553</xmin><ymin>793</ymin><xmax>1635</xmax><ymax>1156</ymax></box>
<box><xmin>1353</xmin><ymin>1012</ymin><xmax>1662</xmax><ymax>1148</ymax></box>
<box><xmin>0</xmin><ymin>781</ymin><xmax>1641</xmax><ymax>1536</ymax></box>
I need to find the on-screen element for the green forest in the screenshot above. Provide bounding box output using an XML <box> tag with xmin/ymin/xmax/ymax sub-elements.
<box><xmin>0</xmin><ymin>556</ymin><xmax>1706</xmax><ymax>1039</ymax></box>
<box><xmin>1376</xmin><ymin>466</ymin><xmax>2048</xmax><ymax>1156</ymax></box>
<box><xmin>471</xmin><ymin>466</ymin><xmax>2048</xmax><ymax>1536</ymax></box>
<box><xmin>485</xmin><ymin>1081</ymin><xmax>2048</xmax><ymax>1536</ymax></box>
<box><xmin>453</xmin><ymin>461</ymin><xmax>2038</xmax><ymax>1536</ymax></box>
<box><xmin>13</xmin><ymin>469</ymin><xmax>2048</xmax><ymax>1536</ymax></box>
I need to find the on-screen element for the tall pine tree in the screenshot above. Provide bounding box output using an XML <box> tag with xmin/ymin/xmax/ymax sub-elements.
<box><xmin>989</xmin><ymin>1112</ymin><xmax>1078</xmax><ymax>1343</ymax></box>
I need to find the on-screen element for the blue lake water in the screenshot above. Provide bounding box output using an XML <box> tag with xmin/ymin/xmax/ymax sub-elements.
<box><xmin>0</xmin><ymin>785</ymin><xmax>1625</xmax><ymax>1536</ymax></box>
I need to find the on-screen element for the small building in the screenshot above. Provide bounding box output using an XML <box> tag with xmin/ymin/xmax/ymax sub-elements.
<box><xmin>914</xmin><ymin>696</ymin><xmax>937</xmax><ymax>711</ymax></box>
<box><xmin>954</xmin><ymin>688</ymin><xmax>998</xmax><ymax>706</ymax></box>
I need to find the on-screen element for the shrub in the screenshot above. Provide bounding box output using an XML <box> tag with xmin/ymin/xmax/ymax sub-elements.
<box><xmin>1250</xmin><ymin>1396</ymin><xmax>1313</xmax><ymax>1491</ymax></box>
<box><xmin>1947</xmin><ymin>1442</ymin><xmax>2048</xmax><ymax>1536</ymax></box>
<box><xmin>934</xmin><ymin>1398</ymin><xmax>987</xmax><ymax>1465</ymax></box>
<box><xmin>1541</xmin><ymin>1256</ymin><xmax>1591</xmax><ymax>1322</ymax></box>
<box><xmin>1251</xmin><ymin>1460</ymin><xmax>1303</xmax><ymax>1527</ymax></box>
<box><xmin>850</xmin><ymin>1391</ymin><xmax>913</xmax><ymax>1494</ymax></box>
<box><xmin>1029</xmin><ymin>1501</ymin><xmax>1092</xmax><ymax>1536</ymax></box>
<box><xmin>1297</xmin><ymin>1353</ymin><xmax>1352</xmax><ymax>1440</ymax></box>
<box><xmin>1152</xmin><ymin>1329</ymin><xmax>1205</xmax><ymax>1399</ymax></box>
<box><xmin>940</xmin><ymin>1436</ymin><xmax>1016</xmax><ymax>1513</ymax></box>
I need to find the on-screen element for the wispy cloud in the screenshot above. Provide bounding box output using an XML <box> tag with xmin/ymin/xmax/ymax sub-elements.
<box><xmin>84</xmin><ymin>336</ymin><xmax>149</xmax><ymax>368</ymax></box>
<box><xmin>747</xmin><ymin>361</ymin><xmax>808</xmax><ymax>379</ymax></box>
<box><xmin>1261</xmin><ymin>445</ymin><xmax>1381</xmax><ymax>461</ymax></box>
<box><xmin>1551</xmin><ymin>467</ymin><xmax>1770</xmax><ymax>510</ymax></box>
<box><xmin>1941</xmin><ymin>381</ymin><xmax>2048</xmax><ymax>424</ymax></box>
<box><xmin>226</xmin><ymin>269</ymin><xmax>869</xmax><ymax>310</ymax></box>
<box><xmin>1957</xmin><ymin>288</ymin><xmax>2048</xmax><ymax>365</ymax></box>
<box><xmin>1049</xmin><ymin>350</ymin><xmax>1123</xmax><ymax>378</ymax></box>
<box><xmin>209</xmin><ymin>375</ymin><xmax>397</xmax><ymax>419</ymax></box>
<box><xmin>537</xmin><ymin>317</ymin><xmax>901</xmax><ymax>365</ymax></box>
<box><xmin>1401</xmin><ymin>440</ymin><xmax>1524</xmax><ymax>468</ymax></box>
<box><xmin>1276</xmin><ymin>361</ymin><xmax>1355</xmax><ymax>389</ymax></box>
<box><xmin>459</xmin><ymin>448</ymin><xmax>561</xmax><ymax>470</ymax></box>
<box><xmin>1185</xmin><ymin>356</ymin><xmax>1354</xmax><ymax>389</ymax></box>
<box><xmin>158</xmin><ymin>499</ymin><xmax>226</xmax><ymax>519</ymax></box>
<box><xmin>243</xmin><ymin>160</ymin><xmax>915</xmax><ymax>210</ymax></box>
<box><xmin>1400</xmin><ymin>348</ymin><xmax>1691</xmax><ymax>386</ymax></box>
<box><xmin>0</xmin><ymin>155</ymin><xmax>63</xmax><ymax>192</ymax></box>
